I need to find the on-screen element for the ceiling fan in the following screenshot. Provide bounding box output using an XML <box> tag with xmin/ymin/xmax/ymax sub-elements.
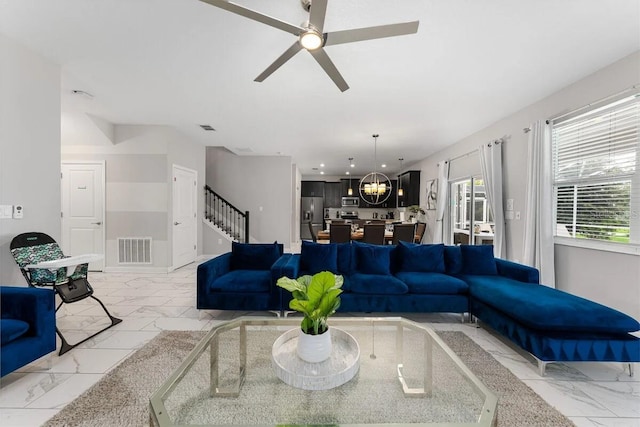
<box><xmin>199</xmin><ymin>0</ymin><xmax>419</xmax><ymax>92</ymax></box>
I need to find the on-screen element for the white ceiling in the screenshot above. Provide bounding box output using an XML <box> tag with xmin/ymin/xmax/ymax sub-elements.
<box><xmin>1</xmin><ymin>0</ymin><xmax>639</xmax><ymax>177</ymax></box>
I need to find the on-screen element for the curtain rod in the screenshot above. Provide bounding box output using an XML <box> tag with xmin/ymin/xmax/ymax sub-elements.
<box><xmin>546</xmin><ymin>84</ymin><xmax>639</xmax><ymax>124</ymax></box>
<box><xmin>446</xmin><ymin>138</ymin><xmax>504</xmax><ymax>163</ymax></box>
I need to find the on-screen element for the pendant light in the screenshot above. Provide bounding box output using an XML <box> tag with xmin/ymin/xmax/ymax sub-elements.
<box><xmin>398</xmin><ymin>158</ymin><xmax>404</xmax><ymax>197</ymax></box>
<box><xmin>359</xmin><ymin>134</ymin><xmax>392</xmax><ymax>205</ymax></box>
<box><xmin>347</xmin><ymin>157</ymin><xmax>354</xmax><ymax>196</ymax></box>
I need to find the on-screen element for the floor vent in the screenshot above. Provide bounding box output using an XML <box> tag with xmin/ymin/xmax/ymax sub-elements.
<box><xmin>117</xmin><ymin>237</ymin><xmax>152</xmax><ymax>264</ymax></box>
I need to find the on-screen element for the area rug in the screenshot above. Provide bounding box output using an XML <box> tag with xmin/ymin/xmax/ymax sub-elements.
<box><xmin>43</xmin><ymin>329</ymin><xmax>574</xmax><ymax>427</ymax></box>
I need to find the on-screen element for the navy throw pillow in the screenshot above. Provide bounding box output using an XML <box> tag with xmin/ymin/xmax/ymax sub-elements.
<box><xmin>444</xmin><ymin>245</ymin><xmax>463</xmax><ymax>275</ymax></box>
<box><xmin>230</xmin><ymin>242</ymin><xmax>282</xmax><ymax>271</ymax></box>
<box><xmin>354</xmin><ymin>241</ymin><xmax>394</xmax><ymax>275</ymax></box>
<box><xmin>397</xmin><ymin>241</ymin><xmax>445</xmax><ymax>273</ymax></box>
<box><xmin>301</xmin><ymin>241</ymin><xmax>338</xmax><ymax>274</ymax></box>
<box><xmin>460</xmin><ymin>244</ymin><xmax>498</xmax><ymax>275</ymax></box>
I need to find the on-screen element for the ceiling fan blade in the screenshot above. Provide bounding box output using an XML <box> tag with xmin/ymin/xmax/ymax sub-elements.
<box><xmin>308</xmin><ymin>0</ymin><xmax>328</xmax><ymax>33</ymax></box>
<box><xmin>324</xmin><ymin>21</ymin><xmax>419</xmax><ymax>46</ymax></box>
<box><xmin>199</xmin><ymin>0</ymin><xmax>303</xmax><ymax>35</ymax></box>
<box><xmin>309</xmin><ymin>49</ymin><xmax>349</xmax><ymax>92</ymax></box>
<box><xmin>254</xmin><ymin>41</ymin><xmax>303</xmax><ymax>82</ymax></box>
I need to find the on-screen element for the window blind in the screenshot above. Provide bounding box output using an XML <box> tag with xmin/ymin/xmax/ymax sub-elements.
<box><xmin>552</xmin><ymin>94</ymin><xmax>639</xmax><ymax>244</ymax></box>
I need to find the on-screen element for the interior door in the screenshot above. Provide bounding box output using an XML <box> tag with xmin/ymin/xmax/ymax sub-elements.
<box><xmin>61</xmin><ymin>162</ymin><xmax>105</xmax><ymax>271</ymax></box>
<box><xmin>172</xmin><ymin>165</ymin><xmax>197</xmax><ymax>269</ymax></box>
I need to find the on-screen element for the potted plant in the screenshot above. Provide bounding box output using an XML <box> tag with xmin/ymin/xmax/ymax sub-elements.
<box><xmin>407</xmin><ymin>205</ymin><xmax>425</xmax><ymax>223</ymax></box>
<box><xmin>276</xmin><ymin>271</ymin><xmax>343</xmax><ymax>362</ymax></box>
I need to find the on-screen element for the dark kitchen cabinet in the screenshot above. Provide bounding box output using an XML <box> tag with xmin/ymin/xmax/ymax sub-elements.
<box><xmin>324</xmin><ymin>182</ymin><xmax>342</xmax><ymax>208</ymax></box>
<box><xmin>397</xmin><ymin>171</ymin><xmax>421</xmax><ymax>207</ymax></box>
<box><xmin>301</xmin><ymin>181</ymin><xmax>324</xmax><ymax>197</ymax></box>
<box><xmin>341</xmin><ymin>178</ymin><xmax>357</xmax><ymax>197</ymax></box>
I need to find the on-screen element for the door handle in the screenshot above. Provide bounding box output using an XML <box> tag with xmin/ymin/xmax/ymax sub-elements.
<box><xmin>174</xmin><ymin>222</ymin><xmax>181</xmax><ymax>226</ymax></box>
<box><xmin>91</xmin><ymin>221</ymin><xmax>102</xmax><ymax>225</ymax></box>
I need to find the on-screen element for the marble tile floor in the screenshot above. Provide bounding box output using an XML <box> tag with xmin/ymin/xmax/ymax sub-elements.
<box><xmin>0</xmin><ymin>262</ymin><xmax>639</xmax><ymax>427</ymax></box>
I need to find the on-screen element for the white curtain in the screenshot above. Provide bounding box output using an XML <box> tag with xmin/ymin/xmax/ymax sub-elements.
<box><xmin>479</xmin><ymin>141</ymin><xmax>506</xmax><ymax>258</ymax></box>
<box><xmin>522</xmin><ymin>120</ymin><xmax>555</xmax><ymax>287</ymax></box>
<box><xmin>433</xmin><ymin>160</ymin><xmax>450</xmax><ymax>243</ymax></box>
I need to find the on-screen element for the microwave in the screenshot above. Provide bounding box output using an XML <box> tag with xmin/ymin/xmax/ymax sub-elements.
<box><xmin>341</xmin><ymin>197</ymin><xmax>359</xmax><ymax>207</ymax></box>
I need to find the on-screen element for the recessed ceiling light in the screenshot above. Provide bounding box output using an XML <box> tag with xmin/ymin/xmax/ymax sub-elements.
<box><xmin>320</xmin><ymin>163</ymin><xmax>325</xmax><ymax>167</ymax></box>
<box><xmin>320</xmin><ymin>171</ymin><xmax>325</xmax><ymax>175</ymax></box>
<box><xmin>350</xmin><ymin>164</ymin><xmax>355</xmax><ymax>168</ymax></box>
<box><xmin>381</xmin><ymin>164</ymin><xmax>387</xmax><ymax>168</ymax></box>
<box><xmin>345</xmin><ymin>171</ymin><xmax>350</xmax><ymax>175</ymax></box>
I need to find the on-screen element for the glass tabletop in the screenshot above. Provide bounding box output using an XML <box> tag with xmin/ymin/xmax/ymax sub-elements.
<box><xmin>149</xmin><ymin>317</ymin><xmax>497</xmax><ymax>427</ymax></box>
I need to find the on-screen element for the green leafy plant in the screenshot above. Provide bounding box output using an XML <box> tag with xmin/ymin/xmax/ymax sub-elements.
<box><xmin>407</xmin><ymin>205</ymin><xmax>425</xmax><ymax>215</ymax></box>
<box><xmin>276</xmin><ymin>271</ymin><xmax>343</xmax><ymax>335</ymax></box>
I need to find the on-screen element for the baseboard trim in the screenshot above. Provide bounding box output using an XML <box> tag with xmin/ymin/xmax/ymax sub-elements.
<box><xmin>103</xmin><ymin>266</ymin><xmax>171</xmax><ymax>274</ymax></box>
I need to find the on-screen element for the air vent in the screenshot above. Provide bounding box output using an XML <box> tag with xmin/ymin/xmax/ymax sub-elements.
<box><xmin>199</xmin><ymin>124</ymin><xmax>216</xmax><ymax>131</ymax></box>
<box><xmin>117</xmin><ymin>237</ymin><xmax>152</xmax><ymax>264</ymax></box>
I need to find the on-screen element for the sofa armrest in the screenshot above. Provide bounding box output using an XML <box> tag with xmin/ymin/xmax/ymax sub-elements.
<box><xmin>197</xmin><ymin>253</ymin><xmax>232</xmax><ymax>288</ymax></box>
<box><xmin>0</xmin><ymin>286</ymin><xmax>55</xmax><ymax>339</ymax></box>
<box><xmin>272</xmin><ymin>253</ymin><xmax>300</xmax><ymax>280</ymax></box>
<box><xmin>495</xmin><ymin>258</ymin><xmax>540</xmax><ymax>284</ymax></box>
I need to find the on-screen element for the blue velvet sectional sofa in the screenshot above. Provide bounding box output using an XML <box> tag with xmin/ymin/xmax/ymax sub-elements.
<box><xmin>1</xmin><ymin>286</ymin><xmax>56</xmax><ymax>377</ymax></box>
<box><xmin>197</xmin><ymin>241</ymin><xmax>640</xmax><ymax>374</ymax></box>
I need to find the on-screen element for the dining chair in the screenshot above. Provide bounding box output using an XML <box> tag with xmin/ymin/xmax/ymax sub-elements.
<box><xmin>330</xmin><ymin>223</ymin><xmax>351</xmax><ymax>243</ymax></box>
<box><xmin>392</xmin><ymin>223</ymin><xmax>416</xmax><ymax>245</ymax></box>
<box><xmin>362</xmin><ymin>224</ymin><xmax>385</xmax><ymax>245</ymax></box>
<box><xmin>414</xmin><ymin>222</ymin><xmax>426</xmax><ymax>244</ymax></box>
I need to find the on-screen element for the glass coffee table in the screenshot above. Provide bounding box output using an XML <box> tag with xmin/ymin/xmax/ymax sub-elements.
<box><xmin>149</xmin><ymin>317</ymin><xmax>497</xmax><ymax>426</ymax></box>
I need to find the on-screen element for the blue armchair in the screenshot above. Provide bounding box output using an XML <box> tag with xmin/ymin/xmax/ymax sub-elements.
<box><xmin>1</xmin><ymin>286</ymin><xmax>56</xmax><ymax>377</ymax></box>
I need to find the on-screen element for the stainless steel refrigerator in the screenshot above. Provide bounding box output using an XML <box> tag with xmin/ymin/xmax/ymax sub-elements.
<box><xmin>301</xmin><ymin>196</ymin><xmax>324</xmax><ymax>240</ymax></box>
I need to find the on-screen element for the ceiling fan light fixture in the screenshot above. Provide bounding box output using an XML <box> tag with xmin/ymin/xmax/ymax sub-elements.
<box><xmin>300</xmin><ymin>29</ymin><xmax>323</xmax><ymax>50</ymax></box>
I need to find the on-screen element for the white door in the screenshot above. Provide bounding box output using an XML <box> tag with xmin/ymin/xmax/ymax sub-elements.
<box><xmin>61</xmin><ymin>162</ymin><xmax>105</xmax><ymax>271</ymax></box>
<box><xmin>172</xmin><ymin>165</ymin><xmax>197</xmax><ymax>269</ymax></box>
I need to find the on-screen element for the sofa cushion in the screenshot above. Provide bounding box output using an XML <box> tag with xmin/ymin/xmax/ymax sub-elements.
<box><xmin>349</xmin><ymin>273</ymin><xmax>408</xmax><ymax>295</ymax></box>
<box><xmin>353</xmin><ymin>241</ymin><xmax>394</xmax><ymax>275</ymax></box>
<box><xmin>397</xmin><ymin>242</ymin><xmax>445</xmax><ymax>273</ymax></box>
<box><xmin>444</xmin><ymin>245</ymin><xmax>463</xmax><ymax>275</ymax></box>
<box><xmin>460</xmin><ymin>245</ymin><xmax>497</xmax><ymax>275</ymax></box>
<box><xmin>336</xmin><ymin>243</ymin><xmax>354</xmax><ymax>275</ymax></box>
<box><xmin>230</xmin><ymin>242</ymin><xmax>282</xmax><ymax>271</ymax></box>
<box><xmin>210</xmin><ymin>270</ymin><xmax>271</xmax><ymax>293</ymax></box>
<box><xmin>0</xmin><ymin>319</ymin><xmax>30</xmax><ymax>345</ymax></box>
<box><xmin>395</xmin><ymin>272</ymin><xmax>468</xmax><ymax>294</ymax></box>
<box><xmin>300</xmin><ymin>241</ymin><xmax>338</xmax><ymax>274</ymax></box>
<box><xmin>466</xmin><ymin>275</ymin><xmax>640</xmax><ymax>333</ymax></box>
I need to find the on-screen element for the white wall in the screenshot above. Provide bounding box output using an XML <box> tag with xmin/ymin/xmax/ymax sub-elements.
<box><xmin>206</xmin><ymin>148</ymin><xmax>293</xmax><ymax>249</ymax></box>
<box><xmin>62</xmin><ymin>121</ymin><xmax>206</xmax><ymax>271</ymax></box>
<box><xmin>414</xmin><ymin>51</ymin><xmax>640</xmax><ymax>318</ymax></box>
<box><xmin>0</xmin><ymin>34</ymin><xmax>61</xmax><ymax>285</ymax></box>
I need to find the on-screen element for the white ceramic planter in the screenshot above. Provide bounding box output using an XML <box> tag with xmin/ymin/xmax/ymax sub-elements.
<box><xmin>297</xmin><ymin>328</ymin><xmax>332</xmax><ymax>363</ymax></box>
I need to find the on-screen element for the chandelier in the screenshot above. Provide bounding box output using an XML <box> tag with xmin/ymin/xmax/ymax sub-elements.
<box><xmin>359</xmin><ymin>134</ymin><xmax>392</xmax><ymax>205</ymax></box>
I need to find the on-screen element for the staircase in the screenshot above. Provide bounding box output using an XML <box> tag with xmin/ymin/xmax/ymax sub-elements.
<box><xmin>204</xmin><ymin>185</ymin><xmax>250</xmax><ymax>243</ymax></box>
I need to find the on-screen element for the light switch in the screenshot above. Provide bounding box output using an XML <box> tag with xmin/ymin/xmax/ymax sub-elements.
<box><xmin>506</xmin><ymin>199</ymin><xmax>514</xmax><ymax>211</ymax></box>
<box><xmin>505</xmin><ymin>211</ymin><xmax>514</xmax><ymax>220</ymax></box>
<box><xmin>0</xmin><ymin>205</ymin><xmax>12</xmax><ymax>219</ymax></box>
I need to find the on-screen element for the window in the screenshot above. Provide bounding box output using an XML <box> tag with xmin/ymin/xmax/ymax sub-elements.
<box><xmin>450</xmin><ymin>177</ymin><xmax>494</xmax><ymax>245</ymax></box>
<box><xmin>552</xmin><ymin>94</ymin><xmax>639</xmax><ymax>245</ymax></box>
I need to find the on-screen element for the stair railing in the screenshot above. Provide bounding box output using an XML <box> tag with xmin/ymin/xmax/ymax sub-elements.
<box><xmin>204</xmin><ymin>185</ymin><xmax>250</xmax><ymax>243</ymax></box>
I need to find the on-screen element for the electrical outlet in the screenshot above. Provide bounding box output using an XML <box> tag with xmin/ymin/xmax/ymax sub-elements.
<box><xmin>218</xmin><ymin>238</ymin><xmax>222</xmax><ymax>245</ymax></box>
<box><xmin>515</xmin><ymin>211</ymin><xmax>521</xmax><ymax>220</ymax></box>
